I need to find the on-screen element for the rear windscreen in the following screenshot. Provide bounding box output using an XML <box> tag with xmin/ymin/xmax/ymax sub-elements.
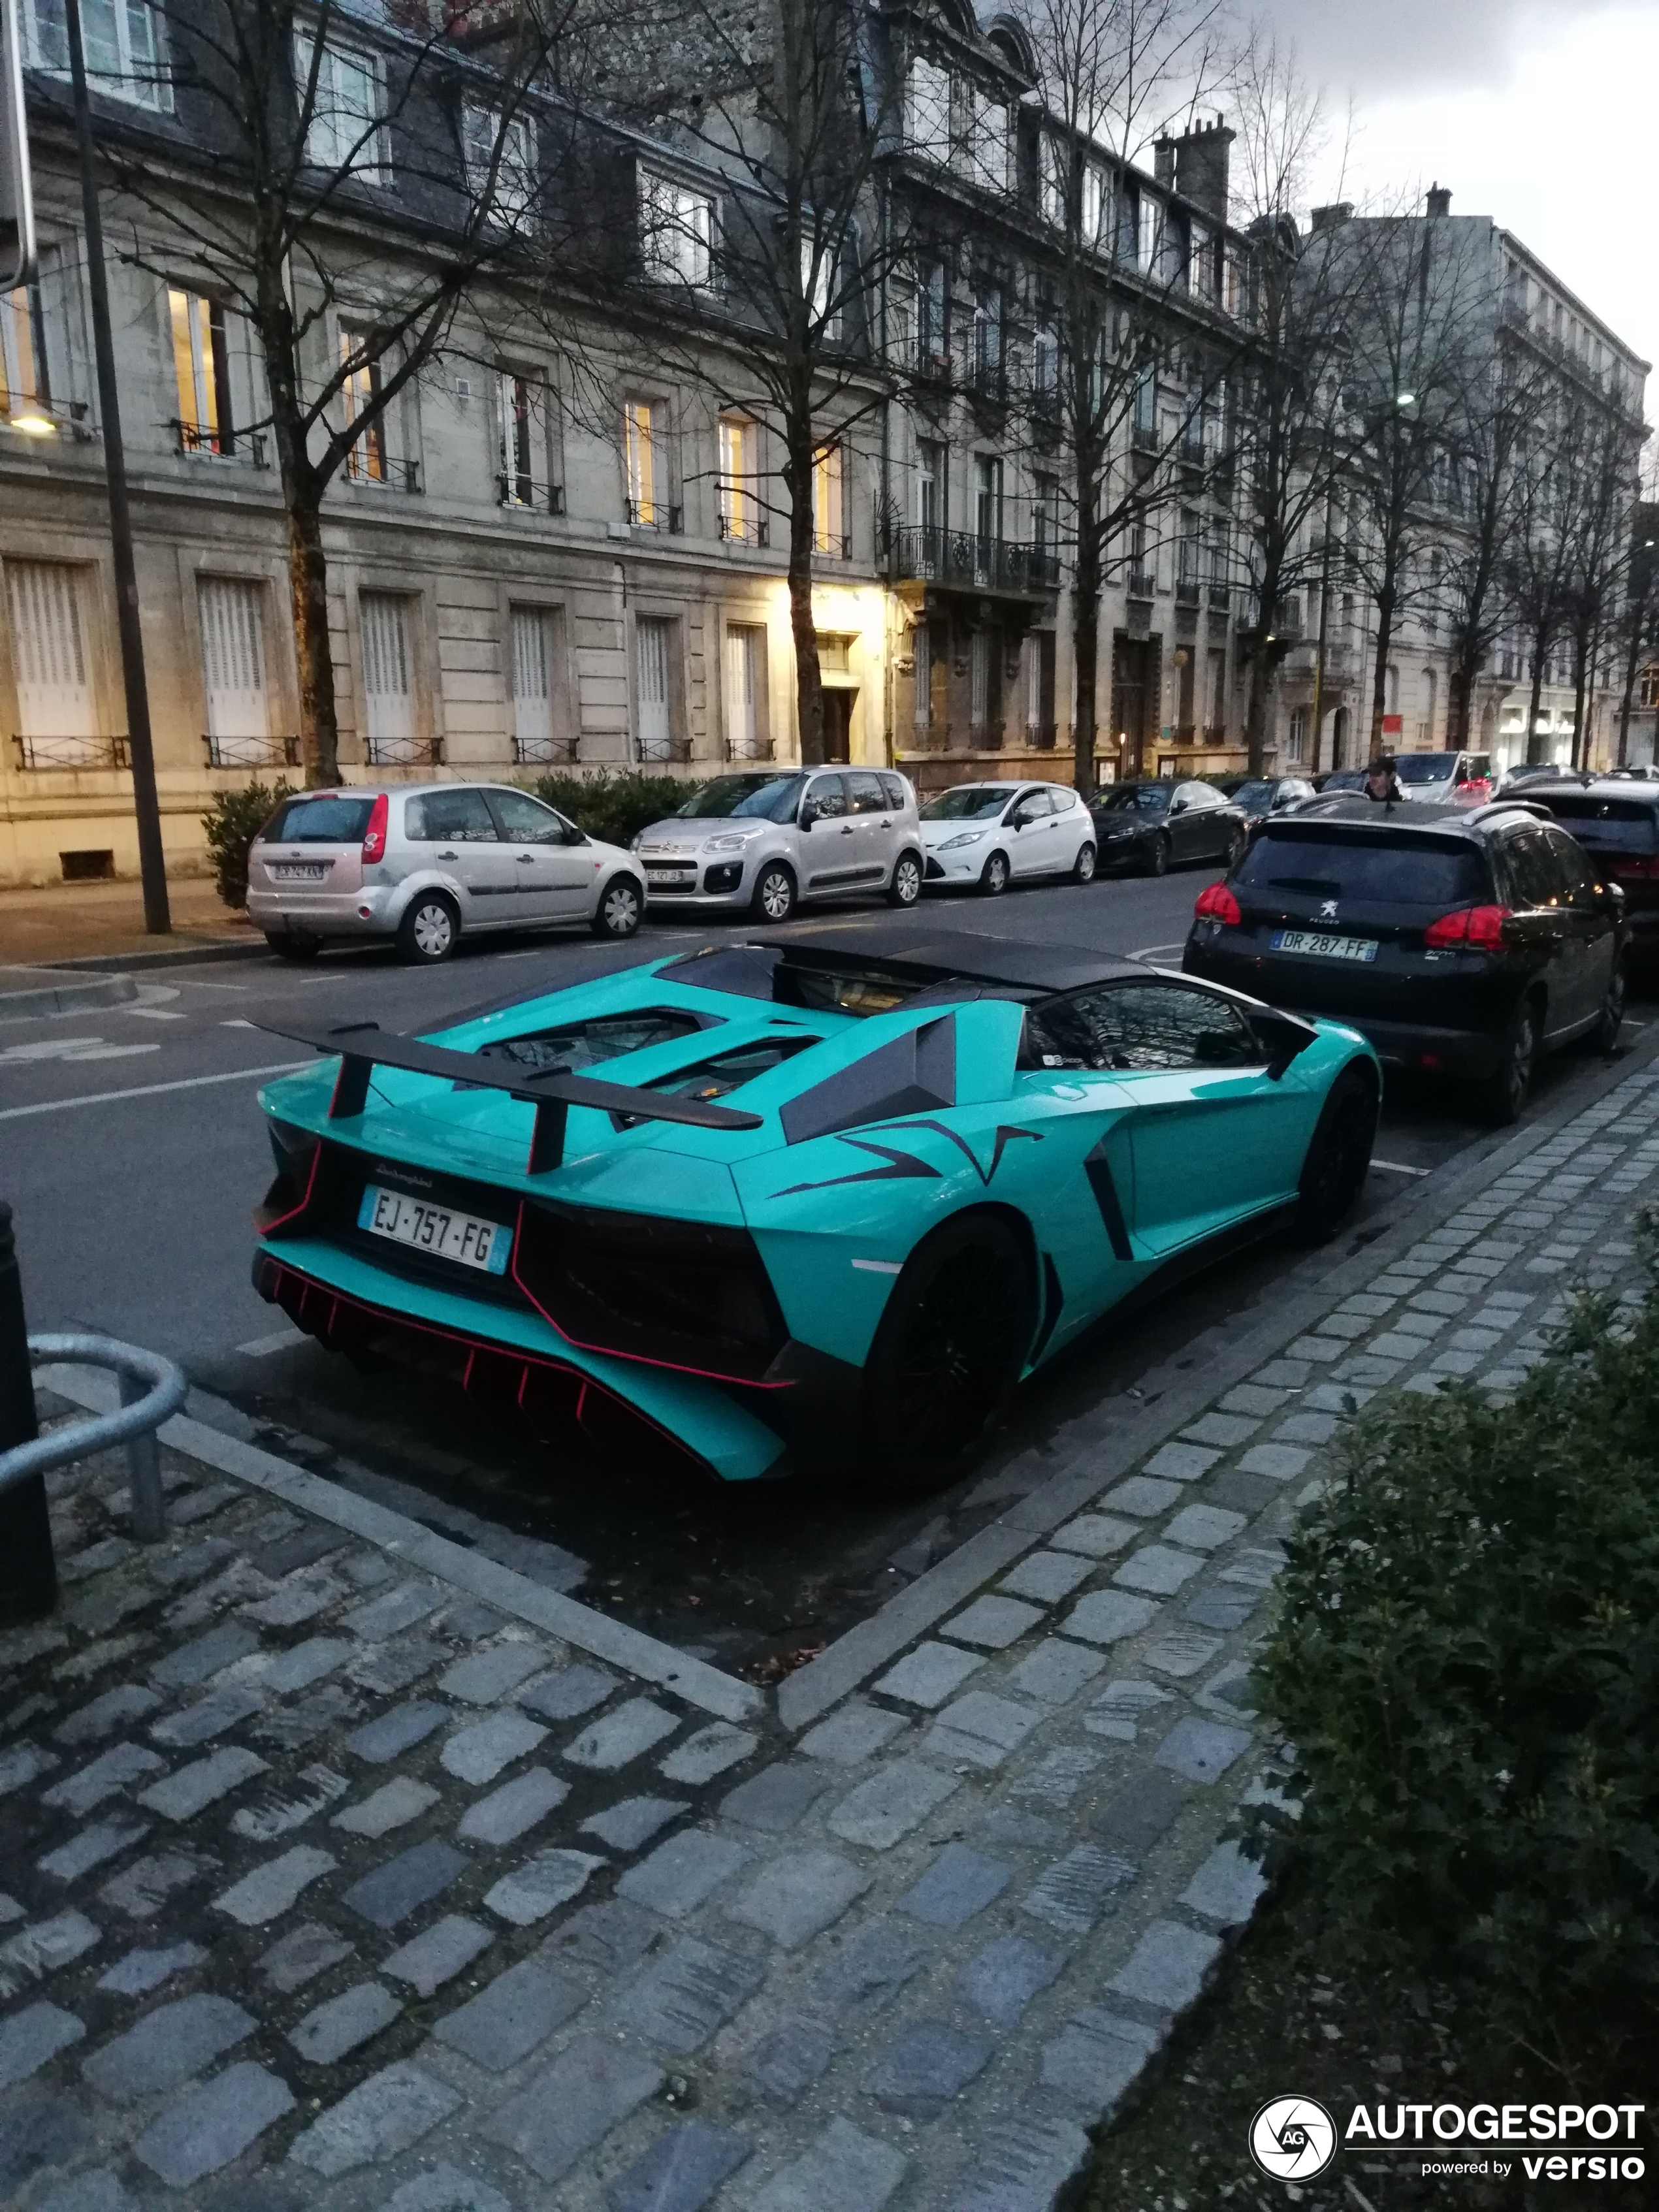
<box><xmin>1238</xmin><ymin>830</ymin><xmax>1489</xmax><ymax>905</ymax></box>
<box><xmin>262</xmin><ymin>797</ymin><xmax>375</xmax><ymax>844</ymax></box>
<box><xmin>475</xmin><ymin>1010</ymin><xmax>708</xmax><ymax>1073</ymax></box>
<box><xmin>1533</xmin><ymin>795</ymin><xmax>1659</xmax><ymax>852</ymax></box>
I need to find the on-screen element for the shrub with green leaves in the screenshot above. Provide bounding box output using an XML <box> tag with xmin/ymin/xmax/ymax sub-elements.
<box><xmin>527</xmin><ymin>769</ymin><xmax>697</xmax><ymax>850</ymax></box>
<box><xmin>202</xmin><ymin>779</ymin><xmax>295</xmax><ymax>910</ymax></box>
<box><xmin>1253</xmin><ymin>1249</ymin><xmax>1659</xmax><ymax>2051</ymax></box>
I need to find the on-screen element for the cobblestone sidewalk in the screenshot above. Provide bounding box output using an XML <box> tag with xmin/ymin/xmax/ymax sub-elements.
<box><xmin>3</xmin><ymin>1054</ymin><xmax>1656</xmax><ymax>2212</ymax></box>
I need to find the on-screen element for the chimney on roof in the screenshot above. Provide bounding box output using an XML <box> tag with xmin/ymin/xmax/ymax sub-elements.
<box><xmin>1310</xmin><ymin>202</ymin><xmax>1353</xmax><ymax>233</ymax></box>
<box><xmin>1153</xmin><ymin>136</ymin><xmax>1175</xmax><ymax>189</ymax></box>
<box><xmin>1171</xmin><ymin>114</ymin><xmax>1234</xmax><ymax>221</ymax></box>
<box><xmin>1426</xmin><ymin>183</ymin><xmax>1452</xmax><ymax>219</ymax></box>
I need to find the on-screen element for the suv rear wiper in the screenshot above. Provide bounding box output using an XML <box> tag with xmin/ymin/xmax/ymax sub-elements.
<box><xmin>1266</xmin><ymin>876</ymin><xmax>1344</xmax><ymax>895</ymax></box>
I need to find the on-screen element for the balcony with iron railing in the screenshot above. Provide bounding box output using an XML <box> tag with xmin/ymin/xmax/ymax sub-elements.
<box><xmin>345</xmin><ymin>454</ymin><xmax>421</xmax><ymax>494</ymax></box>
<box><xmin>726</xmin><ymin>736</ymin><xmax>776</xmax><ymax>763</ymax></box>
<box><xmin>202</xmin><ymin>733</ymin><xmax>300</xmax><ymax>771</ymax></box>
<box><xmin>627</xmin><ymin>500</ymin><xmax>684</xmax><ymax>533</ymax></box>
<box><xmin>512</xmin><ymin>734</ymin><xmax>578</xmax><ymax>767</ymax></box>
<box><xmin>1125</xmin><ymin>565</ymin><xmax>1156</xmax><ymax>600</ymax></box>
<box><xmin>880</xmin><ymin>523</ymin><xmax>1061</xmax><ymax>598</ymax></box>
<box><xmin>365</xmin><ymin>734</ymin><xmax>444</xmax><ymax>769</ymax></box>
<box><xmin>1207</xmin><ymin>583</ymin><xmax>1231</xmax><ymax>611</ymax></box>
<box><xmin>12</xmin><ymin>735</ymin><xmax>130</xmax><ymax>771</ymax></box>
<box><xmin>174</xmin><ymin>423</ymin><xmax>268</xmax><ymax>467</ymax></box>
<box><xmin>1176</xmin><ymin>573</ymin><xmax>1202</xmax><ymax>607</ymax></box>
<box><xmin>498</xmin><ymin>475</ymin><xmax>566</xmax><ymax>513</ymax></box>
<box><xmin>1130</xmin><ymin>417</ymin><xmax>1159</xmax><ymax>454</ymax></box>
<box><xmin>719</xmin><ymin>512</ymin><xmax>770</xmax><ymax>547</ymax></box>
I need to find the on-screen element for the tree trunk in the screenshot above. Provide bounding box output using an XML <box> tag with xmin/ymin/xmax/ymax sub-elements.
<box><xmin>1570</xmin><ymin>633</ymin><xmax>1588</xmax><ymax>773</ymax></box>
<box><xmin>285</xmin><ymin>497</ymin><xmax>340</xmax><ymax>789</ymax></box>
<box><xmin>1616</xmin><ymin>620</ymin><xmax>1644</xmax><ymax>768</ymax></box>
<box><xmin>1244</xmin><ymin>557</ymin><xmax>1281</xmax><ymax>778</ymax></box>
<box><xmin>1369</xmin><ymin>585</ymin><xmax>1396</xmax><ymax>759</ymax></box>
<box><xmin>1525</xmin><ymin>634</ymin><xmax>1549</xmax><ymax>765</ymax></box>
<box><xmin>1071</xmin><ymin>513</ymin><xmax>1101</xmax><ymax>795</ymax></box>
<box><xmin>786</xmin><ymin>421</ymin><xmax>824</xmax><ymax>767</ymax></box>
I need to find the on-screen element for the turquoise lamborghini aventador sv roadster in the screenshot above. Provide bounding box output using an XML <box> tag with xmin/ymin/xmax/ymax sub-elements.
<box><xmin>250</xmin><ymin>930</ymin><xmax>1381</xmax><ymax>1487</ymax></box>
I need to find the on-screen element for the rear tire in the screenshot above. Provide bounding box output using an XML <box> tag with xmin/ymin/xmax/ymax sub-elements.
<box><xmin>395</xmin><ymin>892</ymin><xmax>459</xmax><ymax>965</ymax></box>
<box><xmin>887</xmin><ymin>850</ymin><xmax>923</xmax><ymax>907</ymax></box>
<box><xmin>979</xmin><ymin>851</ymin><xmax>1011</xmax><ymax>896</ymax></box>
<box><xmin>266</xmin><ymin>931</ymin><xmax>320</xmax><ymax>962</ymax></box>
<box><xmin>1479</xmin><ymin>995</ymin><xmax>1541</xmax><ymax>1125</ymax></box>
<box><xmin>1293</xmin><ymin>1066</ymin><xmax>1379</xmax><ymax>1244</ymax></box>
<box><xmin>1072</xmin><ymin>841</ymin><xmax>1097</xmax><ymax>884</ymax></box>
<box><xmin>592</xmin><ymin>875</ymin><xmax>642</xmax><ymax>938</ymax></box>
<box><xmin>861</xmin><ymin>1213</ymin><xmax>1035</xmax><ymax>1493</ymax></box>
<box><xmin>1143</xmin><ymin>833</ymin><xmax>1170</xmax><ymax>878</ymax></box>
<box><xmin>750</xmin><ymin>862</ymin><xmax>796</xmax><ymax>924</ymax></box>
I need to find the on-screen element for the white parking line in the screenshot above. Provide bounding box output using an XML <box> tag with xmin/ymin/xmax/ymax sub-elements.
<box><xmin>122</xmin><ymin>1006</ymin><xmax>187</xmax><ymax>1019</ymax></box>
<box><xmin>235</xmin><ymin>1325</ymin><xmax>307</xmax><ymax>1357</ymax></box>
<box><xmin>1128</xmin><ymin>942</ymin><xmax>1185</xmax><ymax>968</ymax></box>
<box><xmin>1371</xmin><ymin>1158</ymin><xmax>1431</xmax><ymax>1177</ymax></box>
<box><xmin>0</xmin><ymin>1060</ymin><xmax>309</xmax><ymax>1121</ymax></box>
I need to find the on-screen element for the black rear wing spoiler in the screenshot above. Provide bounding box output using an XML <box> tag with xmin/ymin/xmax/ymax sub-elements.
<box><xmin>257</xmin><ymin>1019</ymin><xmax>763</xmax><ymax>1175</ymax></box>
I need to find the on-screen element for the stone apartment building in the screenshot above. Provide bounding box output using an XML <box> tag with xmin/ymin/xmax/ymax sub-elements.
<box><xmin>1270</xmin><ymin>195</ymin><xmax>1650</xmax><ymax>778</ymax></box>
<box><xmin>0</xmin><ymin>0</ymin><xmax>1267</xmax><ymax>884</ymax></box>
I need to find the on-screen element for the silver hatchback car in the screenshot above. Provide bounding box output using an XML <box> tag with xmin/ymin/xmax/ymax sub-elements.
<box><xmin>634</xmin><ymin>767</ymin><xmax>924</xmax><ymax>923</ymax></box>
<box><xmin>246</xmin><ymin>782</ymin><xmax>647</xmax><ymax>963</ymax></box>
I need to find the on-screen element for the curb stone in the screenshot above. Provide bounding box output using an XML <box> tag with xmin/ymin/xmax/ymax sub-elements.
<box><xmin>1</xmin><ymin>1048</ymin><xmax>1655</xmax><ymax>2211</ymax></box>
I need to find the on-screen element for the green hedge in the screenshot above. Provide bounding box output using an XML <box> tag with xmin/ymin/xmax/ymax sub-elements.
<box><xmin>1253</xmin><ymin>1242</ymin><xmax>1659</xmax><ymax>2053</ymax></box>
<box><xmin>526</xmin><ymin>770</ymin><xmax>698</xmax><ymax>850</ymax></box>
<box><xmin>202</xmin><ymin>779</ymin><xmax>294</xmax><ymax>910</ymax></box>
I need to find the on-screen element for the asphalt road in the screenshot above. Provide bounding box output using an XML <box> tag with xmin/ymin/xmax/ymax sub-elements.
<box><xmin>5</xmin><ymin>865</ymin><xmax>1643</xmax><ymax>1676</ymax></box>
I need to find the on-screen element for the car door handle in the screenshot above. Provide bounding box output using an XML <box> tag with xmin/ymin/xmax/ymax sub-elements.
<box><xmin>840</xmin><ymin>825</ymin><xmax>855</xmax><ymax>835</ymax></box>
<box><xmin>516</xmin><ymin>854</ymin><xmax>536</xmax><ymax>865</ymax></box>
<box><xmin>438</xmin><ymin>849</ymin><xmax>459</xmax><ymax>860</ymax></box>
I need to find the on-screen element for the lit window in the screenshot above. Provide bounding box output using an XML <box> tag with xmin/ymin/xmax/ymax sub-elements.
<box><xmin>967</xmin><ymin>88</ymin><xmax>1009</xmax><ymax>191</ymax></box>
<box><xmin>624</xmin><ymin>398</ymin><xmax>663</xmax><ymax>525</ymax></box>
<box><xmin>340</xmin><ymin>329</ymin><xmax>385</xmax><ymax>482</ymax></box>
<box><xmin>718</xmin><ymin>414</ymin><xmax>757</xmax><ymax>543</ymax></box>
<box><xmin>1041</xmin><ymin>136</ymin><xmax>1066</xmax><ymax>227</ymax></box>
<box><xmin>1</xmin><ymin>286</ymin><xmax>50</xmax><ymax>425</ymax></box>
<box><xmin>1081</xmin><ymin>165</ymin><xmax>1104</xmax><ymax>245</ymax></box>
<box><xmin>813</xmin><ymin>441</ymin><xmax>844</xmax><ymax>556</ymax></box>
<box><xmin>639</xmin><ymin>172</ymin><xmax>713</xmax><ymax>287</ymax></box>
<box><xmin>464</xmin><ymin>103</ymin><xmax>537</xmax><ymax>227</ymax></box>
<box><xmin>295</xmin><ymin>34</ymin><xmax>383</xmax><ymax>181</ymax></box>
<box><xmin>25</xmin><ymin>0</ymin><xmax>170</xmax><ymax>112</ymax></box>
<box><xmin>169</xmin><ymin>290</ymin><xmax>233</xmax><ymax>456</ymax></box>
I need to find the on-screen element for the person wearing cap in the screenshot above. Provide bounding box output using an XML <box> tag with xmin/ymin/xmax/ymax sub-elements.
<box><xmin>1364</xmin><ymin>753</ymin><xmax>1404</xmax><ymax>803</ymax></box>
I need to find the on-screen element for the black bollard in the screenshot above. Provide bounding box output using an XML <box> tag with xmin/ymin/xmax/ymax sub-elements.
<box><xmin>0</xmin><ymin>1202</ymin><xmax>57</xmax><ymax>1622</ymax></box>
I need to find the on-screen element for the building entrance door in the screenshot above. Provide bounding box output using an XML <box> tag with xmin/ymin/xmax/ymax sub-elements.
<box><xmin>1111</xmin><ymin>635</ymin><xmax>1157</xmax><ymax>778</ymax></box>
<box><xmin>822</xmin><ymin>690</ymin><xmax>854</xmax><ymax>763</ymax></box>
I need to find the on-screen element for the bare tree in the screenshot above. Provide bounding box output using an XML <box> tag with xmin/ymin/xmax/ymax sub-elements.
<box><xmin>600</xmin><ymin>0</ymin><xmax>909</xmax><ymax>767</ymax></box>
<box><xmin>1558</xmin><ymin>402</ymin><xmax>1641</xmax><ymax>769</ymax></box>
<box><xmin>1614</xmin><ymin>489</ymin><xmax>1659</xmax><ymax>767</ymax></box>
<box><xmin>1503</xmin><ymin>413</ymin><xmax>1579</xmax><ymax>765</ymax></box>
<box><xmin>1439</xmin><ymin>344</ymin><xmax>1538</xmax><ymax>750</ymax></box>
<box><xmin>1332</xmin><ymin>202</ymin><xmax>1492</xmax><ymax>758</ymax></box>
<box><xmin>92</xmin><ymin>0</ymin><xmax>598</xmax><ymax>784</ymax></box>
<box><xmin>1025</xmin><ymin>0</ymin><xmax>1232</xmax><ymax>791</ymax></box>
<box><xmin>1224</xmin><ymin>34</ymin><xmax>1355</xmax><ymax>775</ymax></box>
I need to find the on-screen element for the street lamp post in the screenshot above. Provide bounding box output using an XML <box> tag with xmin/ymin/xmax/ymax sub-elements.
<box><xmin>63</xmin><ymin>0</ymin><xmax>170</xmax><ymax>934</ymax></box>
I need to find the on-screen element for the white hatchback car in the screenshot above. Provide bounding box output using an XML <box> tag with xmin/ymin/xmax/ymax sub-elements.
<box><xmin>246</xmin><ymin>783</ymin><xmax>647</xmax><ymax>963</ymax></box>
<box><xmin>634</xmin><ymin>767</ymin><xmax>924</xmax><ymax>922</ymax></box>
<box><xmin>919</xmin><ymin>780</ymin><xmax>1096</xmax><ymax>893</ymax></box>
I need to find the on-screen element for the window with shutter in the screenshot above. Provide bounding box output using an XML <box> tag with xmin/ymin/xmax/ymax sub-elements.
<box><xmin>199</xmin><ymin>577</ymin><xmax>268</xmax><ymax>761</ymax></box>
<box><xmin>361</xmin><ymin>593</ymin><xmax>416</xmax><ymax>763</ymax></box>
<box><xmin>725</xmin><ymin>624</ymin><xmax>764</xmax><ymax>758</ymax></box>
<box><xmin>7</xmin><ymin>560</ymin><xmax>95</xmax><ymax>758</ymax></box>
<box><xmin>636</xmin><ymin>615</ymin><xmax>671</xmax><ymax>761</ymax></box>
<box><xmin>511</xmin><ymin>604</ymin><xmax>557</xmax><ymax>763</ymax></box>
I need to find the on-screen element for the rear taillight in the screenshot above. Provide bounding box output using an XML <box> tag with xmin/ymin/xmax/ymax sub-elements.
<box><xmin>362</xmin><ymin>792</ymin><xmax>389</xmax><ymax>865</ymax></box>
<box><xmin>1195</xmin><ymin>882</ymin><xmax>1242</xmax><ymax>925</ymax></box>
<box><xmin>1425</xmin><ymin>904</ymin><xmax>1511</xmax><ymax>950</ymax></box>
<box><xmin>1611</xmin><ymin>853</ymin><xmax>1659</xmax><ymax>880</ymax></box>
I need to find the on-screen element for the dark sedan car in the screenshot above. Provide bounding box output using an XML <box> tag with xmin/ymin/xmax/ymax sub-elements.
<box><xmin>1227</xmin><ymin>777</ymin><xmax>1319</xmax><ymax>819</ymax></box>
<box><xmin>1522</xmin><ymin>778</ymin><xmax>1659</xmax><ymax>969</ymax></box>
<box><xmin>1183</xmin><ymin>797</ymin><xmax>1627</xmax><ymax>1122</ymax></box>
<box><xmin>1089</xmin><ymin>779</ymin><xmax>1248</xmax><ymax>877</ymax></box>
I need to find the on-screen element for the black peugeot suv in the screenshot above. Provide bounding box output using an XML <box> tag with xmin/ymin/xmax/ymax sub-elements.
<box><xmin>1183</xmin><ymin>795</ymin><xmax>1628</xmax><ymax>1122</ymax></box>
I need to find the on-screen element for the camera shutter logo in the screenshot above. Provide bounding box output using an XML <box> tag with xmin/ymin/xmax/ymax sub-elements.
<box><xmin>1249</xmin><ymin>2096</ymin><xmax>1338</xmax><ymax>2181</ymax></box>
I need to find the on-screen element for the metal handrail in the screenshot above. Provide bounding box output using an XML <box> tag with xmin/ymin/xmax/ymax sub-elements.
<box><xmin>1</xmin><ymin>1334</ymin><xmax>188</xmax><ymax>1542</ymax></box>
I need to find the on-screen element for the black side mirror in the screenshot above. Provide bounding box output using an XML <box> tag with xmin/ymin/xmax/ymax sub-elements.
<box><xmin>1170</xmin><ymin>796</ymin><xmax>1188</xmax><ymax>814</ymax></box>
<box><xmin>1251</xmin><ymin>1009</ymin><xmax>1318</xmax><ymax>1080</ymax></box>
<box><xmin>798</xmin><ymin>805</ymin><xmax>818</xmax><ymax>831</ymax></box>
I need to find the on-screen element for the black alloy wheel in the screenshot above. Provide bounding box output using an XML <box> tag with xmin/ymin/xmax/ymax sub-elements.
<box><xmin>592</xmin><ymin>876</ymin><xmax>642</xmax><ymax>938</ymax></box>
<box><xmin>266</xmin><ymin>931</ymin><xmax>321</xmax><ymax>962</ymax></box>
<box><xmin>862</xmin><ymin>1213</ymin><xmax>1034</xmax><ymax>1491</ymax></box>
<box><xmin>1142</xmin><ymin>833</ymin><xmax>1170</xmax><ymax>878</ymax></box>
<box><xmin>980</xmin><ymin>851</ymin><xmax>1011</xmax><ymax>896</ymax></box>
<box><xmin>1072</xmin><ymin>841</ymin><xmax>1097</xmax><ymax>884</ymax></box>
<box><xmin>395</xmin><ymin>893</ymin><xmax>459</xmax><ymax>964</ymax></box>
<box><xmin>887</xmin><ymin>851</ymin><xmax>923</xmax><ymax>907</ymax></box>
<box><xmin>1481</xmin><ymin>995</ymin><xmax>1541</xmax><ymax>1126</ymax></box>
<box><xmin>750</xmin><ymin>863</ymin><xmax>796</xmax><ymax>924</ymax></box>
<box><xmin>1590</xmin><ymin>959</ymin><xmax>1627</xmax><ymax>1055</ymax></box>
<box><xmin>1293</xmin><ymin>1067</ymin><xmax>1379</xmax><ymax>1244</ymax></box>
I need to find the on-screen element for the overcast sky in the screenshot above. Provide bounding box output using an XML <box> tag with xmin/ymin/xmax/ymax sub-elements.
<box><xmin>1255</xmin><ymin>0</ymin><xmax>1659</xmax><ymax>404</ymax></box>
